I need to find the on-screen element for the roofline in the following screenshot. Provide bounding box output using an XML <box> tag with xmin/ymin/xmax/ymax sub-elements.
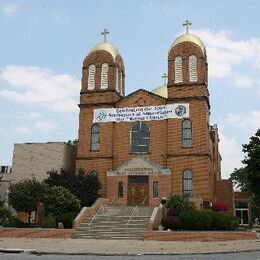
<box><xmin>116</xmin><ymin>88</ymin><xmax>166</xmax><ymax>105</ymax></box>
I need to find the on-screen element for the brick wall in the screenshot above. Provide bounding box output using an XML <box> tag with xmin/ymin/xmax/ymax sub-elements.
<box><xmin>76</xmin><ymin>38</ymin><xmax>229</xmax><ymax>208</ymax></box>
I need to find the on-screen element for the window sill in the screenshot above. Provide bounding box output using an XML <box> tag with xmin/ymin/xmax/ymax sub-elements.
<box><xmin>129</xmin><ymin>152</ymin><xmax>151</xmax><ymax>155</ymax></box>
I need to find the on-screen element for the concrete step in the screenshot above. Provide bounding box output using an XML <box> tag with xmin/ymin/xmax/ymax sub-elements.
<box><xmin>74</xmin><ymin>235</ymin><xmax>143</xmax><ymax>240</ymax></box>
<box><xmin>75</xmin><ymin>229</ymin><xmax>147</xmax><ymax>234</ymax></box>
<box><xmin>79</xmin><ymin>223</ymin><xmax>148</xmax><ymax>229</ymax></box>
<box><xmin>74</xmin><ymin>206</ymin><xmax>153</xmax><ymax>240</ymax></box>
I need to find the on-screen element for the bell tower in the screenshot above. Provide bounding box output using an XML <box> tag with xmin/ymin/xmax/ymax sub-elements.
<box><xmin>81</xmin><ymin>28</ymin><xmax>125</xmax><ymax>105</ymax></box>
<box><xmin>167</xmin><ymin>20</ymin><xmax>208</xmax><ymax>100</ymax></box>
<box><xmin>76</xmin><ymin>30</ymin><xmax>125</xmax><ymax>197</ymax></box>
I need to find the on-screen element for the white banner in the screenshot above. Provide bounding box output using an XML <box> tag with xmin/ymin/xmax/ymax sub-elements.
<box><xmin>93</xmin><ymin>104</ymin><xmax>189</xmax><ymax>123</ymax></box>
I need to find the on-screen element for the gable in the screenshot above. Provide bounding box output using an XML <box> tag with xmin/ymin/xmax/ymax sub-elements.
<box><xmin>116</xmin><ymin>89</ymin><xmax>166</xmax><ymax>108</ymax></box>
<box><xmin>107</xmin><ymin>156</ymin><xmax>171</xmax><ymax>176</ymax></box>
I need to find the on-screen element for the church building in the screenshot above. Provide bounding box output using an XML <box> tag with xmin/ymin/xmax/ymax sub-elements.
<box><xmin>76</xmin><ymin>23</ymin><xmax>236</xmax><ymax>213</ymax></box>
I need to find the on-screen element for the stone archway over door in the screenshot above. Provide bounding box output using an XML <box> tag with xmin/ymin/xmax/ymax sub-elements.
<box><xmin>128</xmin><ymin>176</ymin><xmax>149</xmax><ymax>206</ymax></box>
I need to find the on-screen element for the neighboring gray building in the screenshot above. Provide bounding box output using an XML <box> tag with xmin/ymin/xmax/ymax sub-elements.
<box><xmin>11</xmin><ymin>142</ymin><xmax>76</xmax><ymax>183</ymax></box>
<box><xmin>0</xmin><ymin>166</ymin><xmax>12</xmax><ymax>202</ymax></box>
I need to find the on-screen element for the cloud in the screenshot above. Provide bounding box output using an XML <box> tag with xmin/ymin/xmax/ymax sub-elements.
<box><xmin>233</xmin><ymin>74</ymin><xmax>253</xmax><ymax>88</ymax></box>
<box><xmin>219</xmin><ymin>133</ymin><xmax>243</xmax><ymax>179</ymax></box>
<box><xmin>2</xmin><ymin>3</ymin><xmax>20</xmax><ymax>16</ymax></box>
<box><xmin>34</xmin><ymin>121</ymin><xmax>58</xmax><ymax>133</ymax></box>
<box><xmin>0</xmin><ymin>66</ymin><xmax>80</xmax><ymax>112</ymax></box>
<box><xmin>194</xmin><ymin>29</ymin><xmax>260</xmax><ymax>79</ymax></box>
<box><xmin>28</xmin><ymin>112</ymin><xmax>42</xmax><ymax>119</ymax></box>
<box><xmin>226</xmin><ymin>110</ymin><xmax>260</xmax><ymax>135</ymax></box>
<box><xmin>12</xmin><ymin>125</ymin><xmax>32</xmax><ymax>134</ymax></box>
<box><xmin>10</xmin><ymin>120</ymin><xmax>58</xmax><ymax>135</ymax></box>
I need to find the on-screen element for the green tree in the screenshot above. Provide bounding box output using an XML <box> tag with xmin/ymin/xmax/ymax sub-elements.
<box><xmin>165</xmin><ymin>195</ymin><xmax>195</xmax><ymax>211</ymax></box>
<box><xmin>8</xmin><ymin>179</ymin><xmax>47</xmax><ymax>223</ymax></box>
<box><xmin>44</xmin><ymin>186</ymin><xmax>80</xmax><ymax>216</ymax></box>
<box><xmin>45</xmin><ymin>168</ymin><xmax>101</xmax><ymax>207</ymax></box>
<box><xmin>66</xmin><ymin>139</ymin><xmax>78</xmax><ymax>148</ymax></box>
<box><xmin>230</xmin><ymin>129</ymin><xmax>260</xmax><ymax>216</ymax></box>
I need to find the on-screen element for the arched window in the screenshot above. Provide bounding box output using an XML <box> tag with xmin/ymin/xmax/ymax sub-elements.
<box><xmin>115</xmin><ymin>67</ymin><xmax>119</xmax><ymax>92</ymax></box>
<box><xmin>182</xmin><ymin>119</ymin><xmax>192</xmax><ymax>147</ymax></box>
<box><xmin>174</xmin><ymin>56</ymin><xmax>183</xmax><ymax>83</ymax></box>
<box><xmin>88</xmin><ymin>64</ymin><xmax>96</xmax><ymax>90</ymax></box>
<box><xmin>90</xmin><ymin>124</ymin><xmax>100</xmax><ymax>151</ymax></box>
<box><xmin>183</xmin><ymin>169</ymin><xmax>192</xmax><ymax>197</ymax></box>
<box><xmin>131</xmin><ymin>122</ymin><xmax>150</xmax><ymax>153</ymax></box>
<box><xmin>101</xmin><ymin>63</ymin><xmax>109</xmax><ymax>89</ymax></box>
<box><xmin>189</xmin><ymin>55</ymin><xmax>197</xmax><ymax>82</ymax></box>
<box><xmin>119</xmin><ymin>71</ymin><xmax>123</xmax><ymax>95</ymax></box>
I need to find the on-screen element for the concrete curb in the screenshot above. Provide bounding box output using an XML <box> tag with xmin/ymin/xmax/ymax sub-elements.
<box><xmin>0</xmin><ymin>248</ymin><xmax>36</xmax><ymax>254</ymax></box>
<box><xmin>0</xmin><ymin>248</ymin><xmax>260</xmax><ymax>256</ymax></box>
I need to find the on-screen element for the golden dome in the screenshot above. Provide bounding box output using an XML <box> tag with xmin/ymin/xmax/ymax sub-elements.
<box><xmin>88</xmin><ymin>42</ymin><xmax>120</xmax><ymax>61</ymax></box>
<box><xmin>152</xmin><ymin>85</ymin><xmax>168</xmax><ymax>98</ymax></box>
<box><xmin>169</xmin><ymin>33</ymin><xmax>205</xmax><ymax>55</ymax></box>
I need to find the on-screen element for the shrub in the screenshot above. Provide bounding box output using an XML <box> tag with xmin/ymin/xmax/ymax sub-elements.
<box><xmin>211</xmin><ymin>211</ymin><xmax>229</xmax><ymax>230</ymax></box>
<box><xmin>0</xmin><ymin>202</ymin><xmax>12</xmax><ymax>225</ymax></box>
<box><xmin>42</xmin><ymin>213</ymin><xmax>56</xmax><ymax>228</ymax></box>
<box><xmin>180</xmin><ymin>210</ymin><xmax>240</xmax><ymax>231</ymax></box>
<box><xmin>229</xmin><ymin>218</ymin><xmax>239</xmax><ymax>231</ymax></box>
<box><xmin>45</xmin><ymin>168</ymin><xmax>101</xmax><ymax>207</ymax></box>
<box><xmin>211</xmin><ymin>211</ymin><xmax>239</xmax><ymax>231</ymax></box>
<box><xmin>165</xmin><ymin>195</ymin><xmax>194</xmax><ymax>212</ymax></box>
<box><xmin>161</xmin><ymin>216</ymin><xmax>182</xmax><ymax>230</ymax></box>
<box><xmin>56</xmin><ymin>211</ymin><xmax>78</xmax><ymax>228</ymax></box>
<box><xmin>3</xmin><ymin>215</ymin><xmax>24</xmax><ymax>227</ymax></box>
<box><xmin>44</xmin><ymin>186</ymin><xmax>81</xmax><ymax>217</ymax></box>
<box><xmin>167</xmin><ymin>207</ymin><xmax>181</xmax><ymax>217</ymax></box>
<box><xmin>180</xmin><ymin>210</ymin><xmax>212</xmax><ymax>230</ymax></box>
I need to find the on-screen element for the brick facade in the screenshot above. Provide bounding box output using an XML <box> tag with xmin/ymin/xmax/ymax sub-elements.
<box><xmin>76</xmin><ymin>32</ymin><xmax>235</xmax><ymax>211</ymax></box>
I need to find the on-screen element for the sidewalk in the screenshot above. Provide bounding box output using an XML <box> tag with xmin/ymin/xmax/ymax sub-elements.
<box><xmin>0</xmin><ymin>237</ymin><xmax>259</xmax><ymax>255</ymax></box>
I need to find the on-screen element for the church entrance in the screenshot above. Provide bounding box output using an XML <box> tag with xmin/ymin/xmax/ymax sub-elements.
<box><xmin>128</xmin><ymin>176</ymin><xmax>149</xmax><ymax>206</ymax></box>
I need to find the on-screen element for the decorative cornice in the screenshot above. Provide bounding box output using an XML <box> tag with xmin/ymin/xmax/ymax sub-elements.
<box><xmin>78</xmin><ymin>102</ymin><xmax>115</xmax><ymax>108</ymax></box>
<box><xmin>76</xmin><ymin>156</ymin><xmax>113</xmax><ymax>160</ymax></box>
<box><xmin>80</xmin><ymin>89</ymin><xmax>122</xmax><ymax>97</ymax></box>
<box><xmin>167</xmin><ymin>152</ymin><xmax>211</xmax><ymax>158</ymax></box>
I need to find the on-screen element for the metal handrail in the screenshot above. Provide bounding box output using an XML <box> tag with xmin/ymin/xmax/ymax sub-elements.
<box><xmin>142</xmin><ymin>195</ymin><xmax>148</xmax><ymax>205</ymax></box>
<box><xmin>127</xmin><ymin>206</ymin><xmax>138</xmax><ymax>226</ymax></box>
<box><xmin>88</xmin><ymin>205</ymin><xmax>104</xmax><ymax>226</ymax></box>
<box><xmin>109</xmin><ymin>195</ymin><xmax>116</xmax><ymax>205</ymax></box>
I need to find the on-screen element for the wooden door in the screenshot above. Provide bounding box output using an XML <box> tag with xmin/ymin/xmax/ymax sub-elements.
<box><xmin>128</xmin><ymin>176</ymin><xmax>149</xmax><ymax>206</ymax></box>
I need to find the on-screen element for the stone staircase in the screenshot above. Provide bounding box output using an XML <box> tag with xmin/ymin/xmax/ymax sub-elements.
<box><xmin>74</xmin><ymin>206</ymin><xmax>154</xmax><ymax>240</ymax></box>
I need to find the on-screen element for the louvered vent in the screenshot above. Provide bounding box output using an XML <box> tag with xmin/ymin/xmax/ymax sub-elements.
<box><xmin>101</xmin><ymin>63</ymin><xmax>109</xmax><ymax>89</ymax></box>
<box><xmin>189</xmin><ymin>55</ymin><xmax>197</xmax><ymax>82</ymax></box>
<box><xmin>88</xmin><ymin>64</ymin><xmax>96</xmax><ymax>90</ymax></box>
<box><xmin>174</xmin><ymin>56</ymin><xmax>183</xmax><ymax>83</ymax></box>
<box><xmin>115</xmin><ymin>67</ymin><xmax>119</xmax><ymax>92</ymax></box>
<box><xmin>119</xmin><ymin>71</ymin><xmax>123</xmax><ymax>95</ymax></box>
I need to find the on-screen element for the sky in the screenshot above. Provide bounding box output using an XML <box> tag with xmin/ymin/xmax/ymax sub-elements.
<box><xmin>0</xmin><ymin>0</ymin><xmax>259</xmax><ymax>179</ymax></box>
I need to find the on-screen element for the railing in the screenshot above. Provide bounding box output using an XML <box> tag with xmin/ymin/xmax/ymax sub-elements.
<box><xmin>127</xmin><ymin>206</ymin><xmax>138</xmax><ymax>226</ymax></box>
<box><xmin>88</xmin><ymin>205</ymin><xmax>104</xmax><ymax>227</ymax></box>
<box><xmin>142</xmin><ymin>196</ymin><xmax>148</xmax><ymax>205</ymax></box>
<box><xmin>109</xmin><ymin>195</ymin><xmax>116</xmax><ymax>205</ymax></box>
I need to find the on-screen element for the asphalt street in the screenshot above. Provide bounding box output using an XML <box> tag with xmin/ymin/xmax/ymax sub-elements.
<box><xmin>1</xmin><ymin>251</ymin><xmax>260</xmax><ymax>260</ymax></box>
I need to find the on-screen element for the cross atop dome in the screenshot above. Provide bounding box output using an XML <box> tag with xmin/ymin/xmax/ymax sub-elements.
<box><xmin>161</xmin><ymin>73</ymin><xmax>168</xmax><ymax>85</ymax></box>
<box><xmin>101</xmin><ymin>28</ymin><xmax>109</xmax><ymax>42</ymax></box>
<box><xmin>182</xmin><ymin>20</ymin><xmax>192</xmax><ymax>34</ymax></box>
